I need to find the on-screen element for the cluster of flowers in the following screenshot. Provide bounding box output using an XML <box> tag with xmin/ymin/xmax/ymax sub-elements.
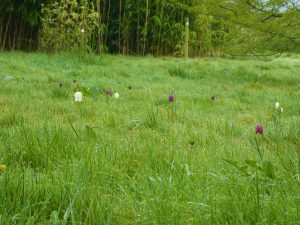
<box><xmin>74</xmin><ymin>85</ymin><xmax>132</xmax><ymax>102</ymax></box>
<box><xmin>255</xmin><ymin>101</ymin><xmax>284</xmax><ymax>135</ymax></box>
<box><xmin>70</xmin><ymin>80</ymin><xmax>286</xmax><ymax>136</ymax></box>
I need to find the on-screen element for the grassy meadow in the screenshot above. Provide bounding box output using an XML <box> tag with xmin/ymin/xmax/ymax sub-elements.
<box><xmin>0</xmin><ymin>52</ymin><xmax>300</xmax><ymax>224</ymax></box>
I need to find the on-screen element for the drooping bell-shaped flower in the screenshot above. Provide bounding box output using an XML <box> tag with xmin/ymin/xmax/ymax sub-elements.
<box><xmin>105</xmin><ymin>89</ymin><xmax>112</xmax><ymax>96</ymax></box>
<box><xmin>275</xmin><ymin>102</ymin><xmax>280</xmax><ymax>109</ymax></box>
<box><xmin>114</xmin><ymin>93</ymin><xmax>120</xmax><ymax>99</ymax></box>
<box><xmin>255</xmin><ymin>124</ymin><xmax>263</xmax><ymax>135</ymax></box>
<box><xmin>211</xmin><ymin>96</ymin><xmax>217</xmax><ymax>101</ymax></box>
<box><xmin>74</xmin><ymin>92</ymin><xmax>83</xmax><ymax>102</ymax></box>
<box><xmin>169</xmin><ymin>95</ymin><xmax>175</xmax><ymax>103</ymax></box>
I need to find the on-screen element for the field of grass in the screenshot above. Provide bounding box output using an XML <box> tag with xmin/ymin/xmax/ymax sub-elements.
<box><xmin>0</xmin><ymin>51</ymin><xmax>300</xmax><ymax>224</ymax></box>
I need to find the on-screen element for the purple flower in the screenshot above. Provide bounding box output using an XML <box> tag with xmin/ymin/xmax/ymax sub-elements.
<box><xmin>59</xmin><ymin>82</ymin><xmax>64</xmax><ymax>88</ymax></box>
<box><xmin>211</xmin><ymin>96</ymin><xmax>217</xmax><ymax>101</ymax></box>
<box><xmin>73</xmin><ymin>80</ymin><xmax>77</xmax><ymax>84</ymax></box>
<box><xmin>128</xmin><ymin>85</ymin><xmax>132</xmax><ymax>90</ymax></box>
<box><xmin>105</xmin><ymin>88</ymin><xmax>112</xmax><ymax>96</ymax></box>
<box><xmin>255</xmin><ymin>124</ymin><xmax>263</xmax><ymax>135</ymax></box>
<box><xmin>169</xmin><ymin>95</ymin><xmax>175</xmax><ymax>103</ymax></box>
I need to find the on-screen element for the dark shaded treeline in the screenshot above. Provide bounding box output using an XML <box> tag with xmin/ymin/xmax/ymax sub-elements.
<box><xmin>0</xmin><ymin>0</ymin><xmax>47</xmax><ymax>51</ymax></box>
<box><xmin>0</xmin><ymin>0</ymin><xmax>193</xmax><ymax>55</ymax></box>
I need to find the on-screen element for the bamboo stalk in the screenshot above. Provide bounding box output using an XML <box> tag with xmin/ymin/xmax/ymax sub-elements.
<box><xmin>2</xmin><ymin>12</ymin><xmax>12</xmax><ymax>50</ymax></box>
<box><xmin>118</xmin><ymin>0</ymin><xmax>122</xmax><ymax>53</ymax></box>
<box><xmin>184</xmin><ymin>17</ymin><xmax>189</xmax><ymax>58</ymax></box>
<box><xmin>96</xmin><ymin>0</ymin><xmax>103</xmax><ymax>54</ymax></box>
<box><xmin>105</xmin><ymin>0</ymin><xmax>111</xmax><ymax>44</ymax></box>
<box><xmin>143</xmin><ymin>0</ymin><xmax>149</xmax><ymax>56</ymax></box>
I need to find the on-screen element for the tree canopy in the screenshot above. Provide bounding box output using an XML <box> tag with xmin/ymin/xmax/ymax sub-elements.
<box><xmin>1</xmin><ymin>0</ymin><xmax>299</xmax><ymax>56</ymax></box>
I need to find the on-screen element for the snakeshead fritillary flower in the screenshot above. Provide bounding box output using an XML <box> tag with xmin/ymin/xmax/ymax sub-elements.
<box><xmin>105</xmin><ymin>89</ymin><xmax>112</xmax><ymax>96</ymax></box>
<box><xmin>114</xmin><ymin>93</ymin><xmax>120</xmax><ymax>99</ymax></box>
<box><xmin>275</xmin><ymin>102</ymin><xmax>280</xmax><ymax>109</ymax></box>
<box><xmin>255</xmin><ymin>124</ymin><xmax>263</xmax><ymax>135</ymax></box>
<box><xmin>74</xmin><ymin>92</ymin><xmax>83</xmax><ymax>102</ymax></box>
<box><xmin>211</xmin><ymin>96</ymin><xmax>217</xmax><ymax>101</ymax></box>
<box><xmin>169</xmin><ymin>95</ymin><xmax>175</xmax><ymax>103</ymax></box>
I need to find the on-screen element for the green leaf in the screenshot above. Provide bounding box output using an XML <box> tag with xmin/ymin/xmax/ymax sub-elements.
<box><xmin>262</xmin><ymin>160</ymin><xmax>276</xmax><ymax>179</ymax></box>
<box><xmin>77</xmin><ymin>84</ymin><xmax>91</xmax><ymax>96</ymax></box>
<box><xmin>245</xmin><ymin>160</ymin><xmax>258</xmax><ymax>168</ymax></box>
<box><xmin>85</xmin><ymin>125</ymin><xmax>97</xmax><ymax>139</ymax></box>
<box><xmin>127</xmin><ymin>118</ymin><xmax>145</xmax><ymax>130</ymax></box>
<box><xmin>223</xmin><ymin>159</ymin><xmax>238</xmax><ymax>166</ymax></box>
<box><xmin>224</xmin><ymin>159</ymin><xmax>249</xmax><ymax>175</ymax></box>
<box><xmin>2</xmin><ymin>76</ymin><xmax>15</xmax><ymax>81</ymax></box>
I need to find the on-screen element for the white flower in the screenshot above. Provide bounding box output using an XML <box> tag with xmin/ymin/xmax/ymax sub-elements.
<box><xmin>81</xmin><ymin>29</ymin><xmax>85</xmax><ymax>33</ymax></box>
<box><xmin>114</xmin><ymin>92</ymin><xmax>120</xmax><ymax>99</ymax></box>
<box><xmin>74</xmin><ymin>92</ymin><xmax>82</xmax><ymax>102</ymax></box>
<box><xmin>275</xmin><ymin>102</ymin><xmax>280</xmax><ymax>109</ymax></box>
<box><xmin>280</xmin><ymin>107</ymin><xmax>283</xmax><ymax>113</ymax></box>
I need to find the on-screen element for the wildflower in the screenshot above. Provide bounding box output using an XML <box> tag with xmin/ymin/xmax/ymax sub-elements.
<box><xmin>81</xmin><ymin>29</ymin><xmax>85</xmax><ymax>33</ymax></box>
<box><xmin>59</xmin><ymin>82</ymin><xmax>64</xmax><ymax>88</ymax></box>
<box><xmin>74</xmin><ymin>92</ymin><xmax>83</xmax><ymax>102</ymax></box>
<box><xmin>73</xmin><ymin>80</ymin><xmax>77</xmax><ymax>84</ymax></box>
<box><xmin>128</xmin><ymin>85</ymin><xmax>132</xmax><ymax>90</ymax></box>
<box><xmin>280</xmin><ymin>107</ymin><xmax>283</xmax><ymax>113</ymax></box>
<box><xmin>114</xmin><ymin>92</ymin><xmax>120</xmax><ymax>99</ymax></box>
<box><xmin>275</xmin><ymin>102</ymin><xmax>280</xmax><ymax>109</ymax></box>
<box><xmin>255</xmin><ymin>124</ymin><xmax>263</xmax><ymax>135</ymax></box>
<box><xmin>105</xmin><ymin>89</ymin><xmax>112</xmax><ymax>96</ymax></box>
<box><xmin>169</xmin><ymin>95</ymin><xmax>175</xmax><ymax>103</ymax></box>
<box><xmin>0</xmin><ymin>164</ymin><xmax>6</xmax><ymax>172</ymax></box>
<box><xmin>211</xmin><ymin>96</ymin><xmax>217</xmax><ymax>101</ymax></box>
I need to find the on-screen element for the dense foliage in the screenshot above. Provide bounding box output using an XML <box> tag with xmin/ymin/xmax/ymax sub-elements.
<box><xmin>39</xmin><ymin>0</ymin><xmax>99</xmax><ymax>52</ymax></box>
<box><xmin>0</xmin><ymin>0</ymin><xmax>47</xmax><ymax>51</ymax></box>
<box><xmin>1</xmin><ymin>0</ymin><xmax>300</xmax><ymax>56</ymax></box>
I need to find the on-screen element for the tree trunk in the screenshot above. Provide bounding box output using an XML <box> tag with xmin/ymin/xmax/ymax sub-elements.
<box><xmin>0</xmin><ymin>11</ymin><xmax>3</xmax><ymax>47</ymax></box>
<box><xmin>118</xmin><ymin>0</ymin><xmax>122</xmax><ymax>54</ymax></box>
<box><xmin>157</xmin><ymin>1</ymin><xmax>163</xmax><ymax>55</ymax></box>
<box><xmin>184</xmin><ymin>18</ymin><xmax>189</xmax><ymax>58</ymax></box>
<box><xmin>12</xmin><ymin>16</ymin><xmax>19</xmax><ymax>50</ymax></box>
<box><xmin>2</xmin><ymin>12</ymin><xmax>12</xmax><ymax>50</ymax></box>
<box><xmin>96</xmin><ymin>0</ymin><xmax>102</xmax><ymax>54</ymax></box>
<box><xmin>143</xmin><ymin>0</ymin><xmax>149</xmax><ymax>56</ymax></box>
<box><xmin>137</xmin><ymin>0</ymin><xmax>140</xmax><ymax>54</ymax></box>
<box><xmin>105</xmin><ymin>0</ymin><xmax>111</xmax><ymax>44</ymax></box>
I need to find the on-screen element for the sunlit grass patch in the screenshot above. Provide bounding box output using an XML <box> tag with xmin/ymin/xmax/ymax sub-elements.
<box><xmin>0</xmin><ymin>52</ymin><xmax>299</xmax><ymax>224</ymax></box>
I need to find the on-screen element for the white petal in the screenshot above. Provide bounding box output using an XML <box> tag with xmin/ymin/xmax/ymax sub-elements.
<box><xmin>114</xmin><ymin>93</ymin><xmax>120</xmax><ymax>99</ymax></box>
<box><xmin>75</xmin><ymin>92</ymin><xmax>82</xmax><ymax>102</ymax></box>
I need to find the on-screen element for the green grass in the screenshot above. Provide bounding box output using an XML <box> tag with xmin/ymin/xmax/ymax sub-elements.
<box><xmin>0</xmin><ymin>51</ymin><xmax>300</xmax><ymax>224</ymax></box>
